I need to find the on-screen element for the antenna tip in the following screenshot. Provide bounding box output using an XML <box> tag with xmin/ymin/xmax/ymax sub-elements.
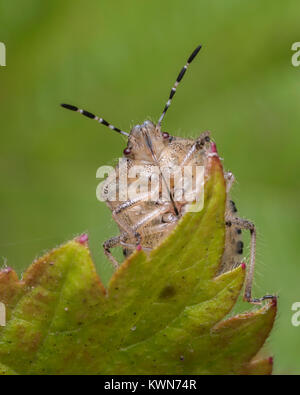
<box><xmin>188</xmin><ymin>45</ymin><xmax>203</xmax><ymax>63</ymax></box>
<box><xmin>61</xmin><ymin>103</ymin><xmax>78</xmax><ymax>111</ymax></box>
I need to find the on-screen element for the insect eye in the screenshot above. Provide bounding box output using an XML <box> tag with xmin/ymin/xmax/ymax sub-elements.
<box><xmin>123</xmin><ymin>147</ymin><xmax>131</xmax><ymax>156</ymax></box>
<box><xmin>162</xmin><ymin>132</ymin><xmax>170</xmax><ymax>140</ymax></box>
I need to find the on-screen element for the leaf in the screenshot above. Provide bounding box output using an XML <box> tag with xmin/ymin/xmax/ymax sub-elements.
<box><xmin>0</xmin><ymin>156</ymin><xmax>276</xmax><ymax>375</ymax></box>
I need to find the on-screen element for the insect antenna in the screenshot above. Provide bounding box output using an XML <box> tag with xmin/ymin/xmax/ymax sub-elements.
<box><xmin>157</xmin><ymin>45</ymin><xmax>202</xmax><ymax>127</ymax></box>
<box><xmin>61</xmin><ymin>103</ymin><xmax>129</xmax><ymax>137</ymax></box>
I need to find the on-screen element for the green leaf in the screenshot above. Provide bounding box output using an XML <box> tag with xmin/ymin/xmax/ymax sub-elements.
<box><xmin>0</xmin><ymin>156</ymin><xmax>276</xmax><ymax>374</ymax></box>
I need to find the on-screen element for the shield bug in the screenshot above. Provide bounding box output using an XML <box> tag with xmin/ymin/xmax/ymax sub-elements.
<box><xmin>61</xmin><ymin>45</ymin><xmax>274</xmax><ymax>304</ymax></box>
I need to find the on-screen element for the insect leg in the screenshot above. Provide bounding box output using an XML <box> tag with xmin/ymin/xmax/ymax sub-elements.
<box><xmin>112</xmin><ymin>195</ymin><xmax>154</xmax><ymax>245</ymax></box>
<box><xmin>103</xmin><ymin>235</ymin><xmax>123</xmax><ymax>270</ymax></box>
<box><xmin>224</xmin><ymin>171</ymin><xmax>235</xmax><ymax>193</ymax></box>
<box><xmin>167</xmin><ymin>132</ymin><xmax>211</xmax><ymax>207</ymax></box>
<box><xmin>229</xmin><ymin>217</ymin><xmax>275</xmax><ymax>304</ymax></box>
<box><xmin>180</xmin><ymin>132</ymin><xmax>211</xmax><ymax>167</ymax></box>
<box><xmin>113</xmin><ymin>193</ymin><xmax>152</xmax><ymax>216</ymax></box>
<box><xmin>133</xmin><ymin>206</ymin><xmax>172</xmax><ymax>234</ymax></box>
<box><xmin>112</xmin><ymin>191</ymin><xmax>172</xmax><ymax>243</ymax></box>
<box><xmin>111</xmin><ymin>210</ymin><xmax>137</xmax><ymax>241</ymax></box>
<box><xmin>120</xmin><ymin>241</ymin><xmax>152</xmax><ymax>252</ymax></box>
<box><xmin>120</xmin><ymin>224</ymin><xmax>177</xmax><ymax>254</ymax></box>
<box><xmin>119</xmin><ymin>205</ymin><xmax>174</xmax><ymax>249</ymax></box>
<box><xmin>142</xmin><ymin>222</ymin><xmax>177</xmax><ymax>235</ymax></box>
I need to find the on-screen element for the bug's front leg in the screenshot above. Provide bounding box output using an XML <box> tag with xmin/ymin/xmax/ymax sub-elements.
<box><xmin>103</xmin><ymin>232</ymin><xmax>145</xmax><ymax>270</ymax></box>
<box><xmin>229</xmin><ymin>217</ymin><xmax>275</xmax><ymax>304</ymax></box>
<box><xmin>113</xmin><ymin>200</ymin><xmax>172</xmax><ymax>244</ymax></box>
<box><xmin>111</xmin><ymin>194</ymin><xmax>152</xmax><ymax>245</ymax></box>
<box><xmin>224</xmin><ymin>171</ymin><xmax>235</xmax><ymax>193</ymax></box>
<box><xmin>103</xmin><ymin>235</ymin><xmax>123</xmax><ymax>270</ymax></box>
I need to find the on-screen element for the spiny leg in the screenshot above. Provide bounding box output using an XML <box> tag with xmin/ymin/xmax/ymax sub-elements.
<box><xmin>103</xmin><ymin>218</ymin><xmax>174</xmax><ymax>269</ymax></box>
<box><xmin>169</xmin><ymin>132</ymin><xmax>210</xmax><ymax>208</ymax></box>
<box><xmin>224</xmin><ymin>171</ymin><xmax>235</xmax><ymax>194</ymax></box>
<box><xmin>111</xmin><ymin>210</ymin><xmax>138</xmax><ymax>242</ymax></box>
<box><xmin>106</xmin><ymin>202</ymin><xmax>172</xmax><ymax>263</ymax></box>
<box><xmin>112</xmin><ymin>198</ymin><xmax>158</xmax><ymax>245</ymax></box>
<box><xmin>180</xmin><ymin>131</ymin><xmax>211</xmax><ymax>167</ymax></box>
<box><xmin>121</xmin><ymin>222</ymin><xmax>176</xmax><ymax>255</ymax></box>
<box><xmin>103</xmin><ymin>233</ymin><xmax>145</xmax><ymax>270</ymax></box>
<box><xmin>113</xmin><ymin>192</ymin><xmax>156</xmax><ymax>215</ymax></box>
<box><xmin>111</xmin><ymin>211</ymin><xmax>142</xmax><ymax>247</ymax></box>
<box><xmin>132</xmin><ymin>206</ymin><xmax>172</xmax><ymax>235</ymax></box>
<box><xmin>113</xmin><ymin>197</ymin><xmax>174</xmax><ymax>238</ymax></box>
<box><xmin>142</xmin><ymin>222</ymin><xmax>177</xmax><ymax>235</ymax></box>
<box><xmin>229</xmin><ymin>217</ymin><xmax>275</xmax><ymax>304</ymax></box>
<box><xmin>121</xmin><ymin>241</ymin><xmax>152</xmax><ymax>252</ymax></box>
<box><xmin>103</xmin><ymin>235</ymin><xmax>123</xmax><ymax>270</ymax></box>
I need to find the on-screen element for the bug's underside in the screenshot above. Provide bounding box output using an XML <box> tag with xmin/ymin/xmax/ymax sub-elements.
<box><xmin>101</xmin><ymin>123</ymin><xmax>211</xmax><ymax>256</ymax></box>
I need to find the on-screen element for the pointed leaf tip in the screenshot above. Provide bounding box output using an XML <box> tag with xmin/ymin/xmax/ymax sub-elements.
<box><xmin>76</xmin><ymin>233</ymin><xmax>89</xmax><ymax>245</ymax></box>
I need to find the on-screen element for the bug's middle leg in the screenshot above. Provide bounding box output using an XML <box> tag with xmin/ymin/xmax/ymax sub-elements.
<box><xmin>224</xmin><ymin>173</ymin><xmax>275</xmax><ymax>304</ymax></box>
<box><xmin>103</xmin><ymin>235</ymin><xmax>123</xmax><ymax>270</ymax></box>
<box><xmin>111</xmin><ymin>193</ymin><xmax>154</xmax><ymax>245</ymax></box>
<box><xmin>229</xmin><ymin>217</ymin><xmax>275</xmax><ymax>304</ymax></box>
<box><xmin>113</xmin><ymin>198</ymin><xmax>172</xmax><ymax>243</ymax></box>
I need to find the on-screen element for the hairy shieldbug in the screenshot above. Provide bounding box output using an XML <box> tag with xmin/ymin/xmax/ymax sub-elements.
<box><xmin>61</xmin><ymin>45</ymin><xmax>274</xmax><ymax>304</ymax></box>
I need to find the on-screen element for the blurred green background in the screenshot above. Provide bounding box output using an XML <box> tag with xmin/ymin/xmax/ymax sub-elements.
<box><xmin>1</xmin><ymin>0</ymin><xmax>300</xmax><ymax>374</ymax></box>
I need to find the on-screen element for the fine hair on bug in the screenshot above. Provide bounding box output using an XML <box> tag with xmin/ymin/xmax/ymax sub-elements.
<box><xmin>61</xmin><ymin>45</ymin><xmax>275</xmax><ymax>305</ymax></box>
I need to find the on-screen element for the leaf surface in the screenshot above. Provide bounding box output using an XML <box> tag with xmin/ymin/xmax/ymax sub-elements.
<box><xmin>0</xmin><ymin>156</ymin><xmax>276</xmax><ymax>374</ymax></box>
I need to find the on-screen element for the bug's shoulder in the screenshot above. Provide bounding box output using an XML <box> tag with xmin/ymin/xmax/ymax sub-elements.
<box><xmin>162</xmin><ymin>132</ymin><xmax>211</xmax><ymax>166</ymax></box>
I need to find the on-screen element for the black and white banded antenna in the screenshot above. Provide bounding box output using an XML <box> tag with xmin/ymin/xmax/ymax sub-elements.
<box><xmin>60</xmin><ymin>103</ymin><xmax>129</xmax><ymax>137</ymax></box>
<box><xmin>157</xmin><ymin>44</ymin><xmax>202</xmax><ymax>127</ymax></box>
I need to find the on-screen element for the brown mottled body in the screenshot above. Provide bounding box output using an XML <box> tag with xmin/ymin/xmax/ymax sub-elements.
<box><xmin>102</xmin><ymin>131</ymin><xmax>273</xmax><ymax>304</ymax></box>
